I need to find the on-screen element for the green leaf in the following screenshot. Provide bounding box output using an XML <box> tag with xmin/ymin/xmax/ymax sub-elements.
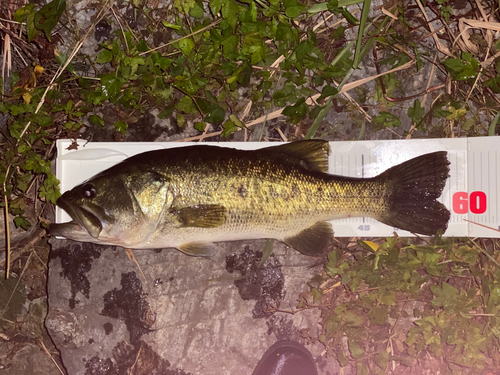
<box><xmin>155</xmin><ymin>56</ymin><xmax>172</xmax><ymax>71</ymax></box>
<box><xmin>89</xmin><ymin>114</ymin><xmax>105</xmax><ymax>127</ymax></box>
<box><xmin>178</xmin><ymin>38</ymin><xmax>195</xmax><ymax>56</ymax></box>
<box><xmin>194</xmin><ymin>122</ymin><xmax>206</xmax><ymax>132</ymax></box>
<box><xmin>114</xmin><ymin>120</ymin><xmax>128</xmax><ymax>135</ymax></box>
<box><xmin>197</xmin><ymin>99</ymin><xmax>225</xmax><ymax>123</ymax></box>
<box><xmin>96</xmin><ymin>49</ymin><xmax>113</xmax><ymax>64</ymax></box>
<box><xmin>221</xmin><ymin>120</ymin><xmax>237</xmax><ymax>137</ymax></box>
<box><xmin>221</xmin><ymin>0</ymin><xmax>242</xmax><ymax>28</ymax></box>
<box><xmin>176</xmin><ymin>96</ymin><xmax>197</xmax><ymax>114</ymax></box>
<box><xmin>13</xmin><ymin>3</ymin><xmax>36</xmax><ymax>22</ymax></box>
<box><xmin>283</xmin><ymin>97</ymin><xmax>308</xmax><ymax>124</ymax></box>
<box><xmin>327</xmin><ymin>0</ymin><xmax>339</xmax><ymax>11</ymax></box>
<box><xmin>39</xmin><ymin>174</ymin><xmax>61</xmax><ymax>204</ymax></box>
<box><xmin>210</xmin><ymin>0</ymin><xmax>223</xmax><ymax>15</ymax></box>
<box><xmin>229</xmin><ymin>114</ymin><xmax>246</xmax><ymax>129</ymax></box>
<box><xmin>371</xmin><ymin>111</ymin><xmax>401</xmax><ymax>130</ymax></box>
<box><xmin>311</xmin><ymin>288</ymin><xmax>322</xmax><ymax>303</ymax></box>
<box><xmin>14</xmin><ymin>216</ymin><xmax>32</xmax><ymax>230</ymax></box>
<box><xmin>162</xmin><ymin>21</ymin><xmax>181</xmax><ymax>30</ymax></box>
<box><xmin>189</xmin><ymin>1</ymin><xmax>204</xmax><ymax>18</ymax></box>
<box><xmin>100</xmin><ymin>74</ymin><xmax>125</xmax><ymax>99</ymax></box>
<box><xmin>284</xmin><ymin>0</ymin><xmax>306</xmax><ymax>18</ymax></box>
<box><xmin>318</xmin><ymin>85</ymin><xmax>338</xmax><ymax>101</ymax></box>
<box><xmin>221</xmin><ymin>35</ymin><xmax>238</xmax><ymax>59</ymax></box>
<box><xmin>348</xmin><ymin>339</ymin><xmax>365</xmax><ymax>359</ymax></box>
<box><xmin>443</xmin><ymin>53</ymin><xmax>479</xmax><ymax>81</ymax></box>
<box><xmin>33</xmin><ymin>0</ymin><xmax>66</xmax><ymax>41</ymax></box>
<box><xmin>295</xmin><ymin>40</ymin><xmax>313</xmax><ymax>61</ymax></box>
<box><xmin>408</xmin><ymin>99</ymin><xmax>425</xmax><ymax>122</ymax></box>
<box><xmin>305</xmin><ymin>99</ymin><xmax>332</xmax><ymax>139</ymax></box>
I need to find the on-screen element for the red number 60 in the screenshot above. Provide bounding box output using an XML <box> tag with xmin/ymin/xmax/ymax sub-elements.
<box><xmin>452</xmin><ymin>191</ymin><xmax>487</xmax><ymax>214</ymax></box>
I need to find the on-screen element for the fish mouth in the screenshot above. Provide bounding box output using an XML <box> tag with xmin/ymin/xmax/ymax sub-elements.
<box><xmin>48</xmin><ymin>196</ymin><xmax>103</xmax><ymax>240</ymax></box>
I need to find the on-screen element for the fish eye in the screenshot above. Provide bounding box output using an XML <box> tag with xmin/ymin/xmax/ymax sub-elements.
<box><xmin>81</xmin><ymin>183</ymin><xmax>96</xmax><ymax>198</ymax></box>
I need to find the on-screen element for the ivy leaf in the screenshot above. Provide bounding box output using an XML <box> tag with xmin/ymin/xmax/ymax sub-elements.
<box><xmin>39</xmin><ymin>174</ymin><xmax>61</xmax><ymax>204</ymax></box>
<box><xmin>371</xmin><ymin>111</ymin><xmax>401</xmax><ymax>130</ymax></box>
<box><xmin>443</xmin><ymin>52</ymin><xmax>479</xmax><ymax>81</ymax></box>
<box><xmin>114</xmin><ymin>120</ymin><xmax>128</xmax><ymax>135</ymax></box>
<box><xmin>14</xmin><ymin>216</ymin><xmax>32</xmax><ymax>230</ymax></box>
<box><xmin>408</xmin><ymin>99</ymin><xmax>425</xmax><ymax>122</ymax></box>
<box><xmin>101</xmin><ymin>74</ymin><xmax>125</xmax><ymax>100</ymax></box>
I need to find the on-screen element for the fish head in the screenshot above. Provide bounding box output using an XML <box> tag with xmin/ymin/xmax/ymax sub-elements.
<box><xmin>49</xmin><ymin>168</ymin><xmax>171</xmax><ymax>247</ymax></box>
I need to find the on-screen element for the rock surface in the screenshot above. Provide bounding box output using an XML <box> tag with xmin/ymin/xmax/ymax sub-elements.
<box><xmin>46</xmin><ymin>238</ymin><xmax>341</xmax><ymax>374</ymax></box>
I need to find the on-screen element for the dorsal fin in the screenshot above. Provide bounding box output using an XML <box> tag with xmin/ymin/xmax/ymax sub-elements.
<box><xmin>265</xmin><ymin>140</ymin><xmax>331</xmax><ymax>173</ymax></box>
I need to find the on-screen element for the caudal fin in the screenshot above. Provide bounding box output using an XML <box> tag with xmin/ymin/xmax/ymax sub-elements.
<box><xmin>377</xmin><ymin>151</ymin><xmax>450</xmax><ymax>235</ymax></box>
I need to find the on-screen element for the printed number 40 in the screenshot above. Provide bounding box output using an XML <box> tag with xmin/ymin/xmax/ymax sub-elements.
<box><xmin>453</xmin><ymin>191</ymin><xmax>487</xmax><ymax>214</ymax></box>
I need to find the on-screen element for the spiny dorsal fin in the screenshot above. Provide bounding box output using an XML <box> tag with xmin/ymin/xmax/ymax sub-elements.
<box><xmin>266</xmin><ymin>140</ymin><xmax>331</xmax><ymax>173</ymax></box>
<box><xmin>170</xmin><ymin>204</ymin><xmax>227</xmax><ymax>228</ymax></box>
<box><xmin>284</xmin><ymin>221</ymin><xmax>333</xmax><ymax>256</ymax></box>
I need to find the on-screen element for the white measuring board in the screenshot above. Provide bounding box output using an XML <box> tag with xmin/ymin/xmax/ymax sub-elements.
<box><xmin>54</xmin><ymin>137</ymin><xmax>500</xmax><ymax>238</ymax></box>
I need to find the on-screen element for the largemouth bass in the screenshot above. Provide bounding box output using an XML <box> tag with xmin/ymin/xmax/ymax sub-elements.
<box><xmin>49</xmin><ymin>140</ymin><xmax>450</xmax><ymax>256</ymax></box>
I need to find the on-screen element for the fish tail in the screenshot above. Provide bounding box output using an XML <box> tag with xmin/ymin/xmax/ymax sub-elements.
<box><xmin>377</xmin><ymin>151</ymin><xmax>451</xmax><ymax>235</ymax></box>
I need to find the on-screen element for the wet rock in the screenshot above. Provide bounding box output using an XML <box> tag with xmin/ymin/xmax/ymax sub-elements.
<box><xmin>46</xmin><ymin>239</ymin><xmax>337</xmax><ymax>374</ymax></box>
<box><xmin>226</xmin><ymin>246</ymin><xmax>285</xmax><ymax>318</ymax></box>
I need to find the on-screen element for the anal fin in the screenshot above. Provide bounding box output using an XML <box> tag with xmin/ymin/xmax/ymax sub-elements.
<box><xmin>178</xmin><ymin>242</ymin><xmax>217</xmax><ymax>257</ymax></box>
<box><xmin>284</xmin><ymin>221</ymin><xmax>333</xmax><ymax>256</ymax></box>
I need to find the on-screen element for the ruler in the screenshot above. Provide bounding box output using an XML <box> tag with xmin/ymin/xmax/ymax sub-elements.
<box><xmin>54</xmin><ymin>137</ymin><xmax>500</xmax><ymax>238</ymax></box>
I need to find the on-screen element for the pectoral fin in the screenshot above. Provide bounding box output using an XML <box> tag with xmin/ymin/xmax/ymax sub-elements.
<box><xmin>178</xmin><ymin>242</ymin><xmax>217</xmax><ymax>257</ymax></box>
<box><xmin>284</xmin><ymin>221</ymin><xmax>333</xmax><ymax>256</ymax></box>
<box><xmin>171</xmin><ymin>204</ymin><xmax>227</xmax><ymax>228</ymax></box>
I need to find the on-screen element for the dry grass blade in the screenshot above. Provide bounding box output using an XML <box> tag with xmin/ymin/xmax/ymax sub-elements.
<box><xmin>125</xmin><ymin>248</ymin><xmax>147</xmax><ymax>282</ymax></box>
<box><xmin>39</xmin><ymin>339</ymin><xmax>66</xmax><ymax>375</ymax></box>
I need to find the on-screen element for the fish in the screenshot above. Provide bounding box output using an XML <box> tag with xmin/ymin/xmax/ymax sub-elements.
<box><xmin>48</xmin><ymin>140</ymin><xmax>451</xmax><ymax>257</ymax></box>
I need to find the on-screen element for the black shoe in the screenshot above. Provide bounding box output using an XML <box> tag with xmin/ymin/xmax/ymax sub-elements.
<box><xmin>252</xmin><ymin>340</ymin><xmax>318</xmax><ymax>375</ymax></box>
